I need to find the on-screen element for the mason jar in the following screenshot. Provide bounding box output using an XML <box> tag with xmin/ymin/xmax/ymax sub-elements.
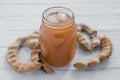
<box><xmin>40</xmin><ymin>6</ymin><xmax>77</xmax><ymax>67</ymax></box>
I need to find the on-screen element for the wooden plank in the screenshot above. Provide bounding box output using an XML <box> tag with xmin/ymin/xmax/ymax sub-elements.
<box><xmin>0</xmin><ymin>67</ymin><xmax>120</xmax><ymax>80</ymax></box>
<box><xmin>0</xmin><ymin>3</ymin><xmax>120</xmax><ymax>17</ymax></box>
<box><xmin>0</xmin><ymin>3</ymin><xmax>120</xmax><ymax>30</ymax></box>
<box><xmin>0</xmin><ymin>15</ymin><xmax>120</xmax><ymax>30</ymax></box>
<box><xmin>0</xmin><ymin>0</ymin><xmax>120</xmax><ymax>4</ymax></box>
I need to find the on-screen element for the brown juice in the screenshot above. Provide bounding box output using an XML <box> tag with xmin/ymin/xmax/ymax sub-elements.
<box><xmin>40</xmin><ymin>7</ymin><xmax>77</xmax><ymax>67</ymax></box>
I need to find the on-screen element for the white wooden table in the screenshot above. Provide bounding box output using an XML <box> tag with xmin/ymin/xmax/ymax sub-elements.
<box><xmin>0</xmin><ymin>0</ymin><xmax>120</xmax><ymax>80</ymax></box>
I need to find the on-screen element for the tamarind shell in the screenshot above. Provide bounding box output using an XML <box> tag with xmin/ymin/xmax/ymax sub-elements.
<box><xmin>73</xmin><ymin>61</ymin><xmax>88</xmax><ymax>70</ymax></box>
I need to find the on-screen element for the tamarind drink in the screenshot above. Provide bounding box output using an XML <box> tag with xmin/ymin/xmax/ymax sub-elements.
<box><xmin>40</xmin><ymin>7</ymin><xmax>77</xmax><ymax>67</ymax></box>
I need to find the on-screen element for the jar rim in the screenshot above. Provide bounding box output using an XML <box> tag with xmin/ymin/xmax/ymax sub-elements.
<box><xmin>42</xmin><ymin>6</ymin><xmax>75</xmax><ymax>27</ymax></box>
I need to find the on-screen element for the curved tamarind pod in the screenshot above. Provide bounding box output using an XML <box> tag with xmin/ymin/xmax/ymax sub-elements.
<box><xmin>78</xmin><ymin>23</ymin><xmax>100</xmax><ymax>50</ymax></box>
<box><xmin>79</xmin><ymin>23</ymin><xmax>93</xmax><ymax>34</ymax></box>
<box><xmin>6</xmin><ymin>37</ymin><xmax>41</xmax><ymax>72</ymax></box>
<box><xmin>73</xmin><ymin>61</ymin><xmax>88</xmax><ymax>70</ymax></box>
<box><xmin>77</xmin><ymin>32</ymin><xmax>91</xmax><ymax>52</ymax></box>
<box><xmin>98</xmin><ymin>36</ymin><xmax>112</xmax><ymax>61</ymax></box>
<box><xmin>27</xmin><ymin>31</ymin><xmax>40</xmax><ymax>49</ymax></box>
<box><xmin>74</xmin><ymin>36</ymin><xmax>112</xmax><ymax>70</ymax></box>
<box><xmin>88</xmin><ymin>58</ymin><xmax>100</xmax><ymax>67</ymax></box>
<box><xmin>31</xmin><ymin>43</ymin><xmax>54</xmax><ymax>74</ymax></box>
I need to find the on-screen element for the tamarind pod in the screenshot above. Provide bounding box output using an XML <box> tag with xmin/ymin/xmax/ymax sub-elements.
<box><xmin>6</xmin><ymin>37</ymin><xmax>42</xmax><ymax>73</ymax></box>
<box><xmin>7</xmin><ymin>53</ymin><xmax>41</xmax><ymax>72</ymax></box>
<box><xmin>42</xmin><ymin>63</ymin><xmax>54</xmax><ymax>74</ymax></box>
<box><xmin>78</xmin><ymin>23</ymin><xmax>100</xmax><ymax>50</ymax></box>
<box><xmin>31</xmin><ymin>43</ymin><xmax>54</xmax><ymax>74</ymax></box>
<box><xmin>79</xmin><ymin>23</ymin><xmax>93</xmax><ymax>34</ymax></box>
<box><xmin>15</xmin><ymin>62</ymin><xmax>41</xmax><ymax>72</ymax></box>
<box><xmin>91</xmin><ymin>33</ymin><xmax>100</xmax><ymax>50</ymax></box>
<box><xmin>35</xmin><ymin>57</ymin><xmax>54</xmax><ymax>74</ymax></box>
<box><xmin>28</xmin><ymin>31</ymin><xmax>40</xmax><ymax>39</ymax></box>
<box><xmin>28</xmin><ymin>34</ymin><xmax>39</xmax><ymax>39</ymax></box>
<box><xmin>38</xmin><ymin>55</ymin><xmax>54</xmax><ymax>74</ymax></box>
<box><xmin>27</xmin><ymin>31</ymin><xmax>40</xmax><ymax>49</ymax></box>
<box><xmin>88</xmin><ymin>58</ymin><xmax>100</xmax><ymax>67</ymax></box>
<box><xmin>73</xmin><ymin>61</ymin><xmax>88</xmax><ymax>70</ymax></box>
<box><xmin>77</xmin><ymin>32</ymin><xmax>91</xmax><ymax>52</ymax></box>
<box><xmin>27</xmin><ymin>39</ymin><xmax>39</xmax><ymax>49</ymax></box>
<box><xmin>98</xmin><ymin>36</ymin><xmax>112</xmax><ymax>61</ymax></box>
<box><xmin>74</xmin><ymin>36</ymin><xmax>112</xmax><ymax>70</ymax></box>
<box><xmin>31</xmin><ymin>51</ymin><xmax>40</xmax><ymax>62</ymax></box>
<box><xmin>90</xmin><ymin>30</ymin><xmax>100</xmax><ymax>49</ymax></box>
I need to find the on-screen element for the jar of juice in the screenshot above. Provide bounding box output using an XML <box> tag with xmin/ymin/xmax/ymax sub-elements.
<box><xmin>40</xmin><ymin>6</ymin><xmax>77</xmax><ymax>67</ymax></box>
